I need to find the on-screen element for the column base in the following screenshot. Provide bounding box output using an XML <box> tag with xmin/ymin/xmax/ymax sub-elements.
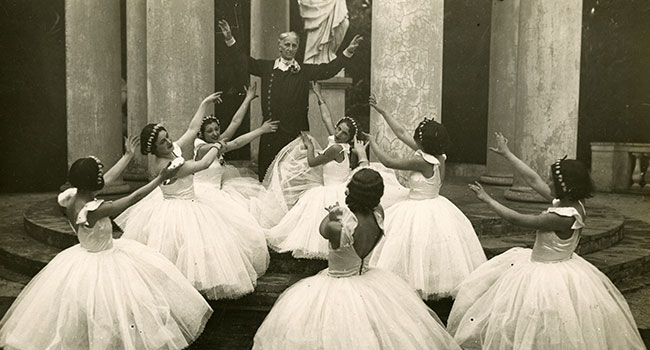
<box><xmin>99</xmin><ymin>182</ymin><xmax>132</xmax><ymax>195</ymax></box>
<box><xmin>479</xmin><ymin>174</ymin><xmax>513</xmax><ymax>186</ymax></box>
<box><xmin>504</xmin><ymin>186</ymin><xmax>548</xmax><ymax>203</ymax></box>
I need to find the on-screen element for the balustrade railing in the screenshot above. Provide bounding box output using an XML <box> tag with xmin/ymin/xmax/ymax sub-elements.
<box><xmin>590</xmin><ymin>142</ymin><xmax>650</xmax><ymax>193</ymax></box>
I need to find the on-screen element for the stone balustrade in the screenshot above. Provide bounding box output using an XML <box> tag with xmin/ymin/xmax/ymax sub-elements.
<box><xmin>591</xmin><ymin>142</ymin><xmax>650</xmax><ymax>193</ymax></box>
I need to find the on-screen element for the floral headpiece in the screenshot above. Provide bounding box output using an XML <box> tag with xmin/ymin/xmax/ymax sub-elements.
<box><xmin>337</xmin><ymin>116</ymin><xmax>358</xmax><ymax>140</ymax></box>
<box><xmin>552</xmin><ymin>156</ymin><xmax>569</xmax><ymax>194</ymax></box>
<box><xmin>202</xmin><ymin>114</ymin><xmax>220</xmax><ymax>128</ymax></box>
<box><xmin>88</xmin><ymin>155</ymin><xmax>104</xmax><ymax>185</ymax></box>
<box><xmin>145</xmin><ymin>123</ymin><xmax>164</xmax><ymax>154</ymax></box>
<box><xmin>417</xmin><ymin>117</ymin><xmax>433</xmax><ymax>143</ymax></box>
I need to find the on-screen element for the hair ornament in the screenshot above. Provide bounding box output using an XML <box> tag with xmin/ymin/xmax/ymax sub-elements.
<box><xmin>202</xmin><ymin>114</ymin><xmax>220</xmax><ymax>127</ymax></box>
<box><xmin>145</xmin><ymin>124</ymin><xmax>164</xmax><ymax>154</ymax></box>
<box><xmin>553</xmin><ymin>155</ymin><xmax>569</xmax><ymax>193</ymax></box>
<box><xmin>417</xmin><ymin>117</ymin><xmax>433</xmax><ymax>143</ymax></box>
<box><xmin>88</xmin><ymin>155</ymin><xmax>104</xmax><ymax>185</ymax></box>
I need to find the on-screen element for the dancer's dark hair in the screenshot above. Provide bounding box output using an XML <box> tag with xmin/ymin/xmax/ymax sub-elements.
<box><xmin>550</xmin><ymin>158</ymin><xmax>593</xmax><ymax>201</ymax></box>
<box><xmin>140</xmin><ymin>123</ymin><xmax>167</xmax><ymax>155</ymax></box>
<box><xmin>69</xmin><ymin>157</ymin><xmax>104</xmax><ymax>191</ymax></box>
<box><xmin>346</xmin><ymin>168</ymin><xmax>384</xmax><ymax>213</ymax></box>
<box><xmin>413</xmin><ymin>119</ymin><xmax>449</xmax><ymax>156</ymax></box>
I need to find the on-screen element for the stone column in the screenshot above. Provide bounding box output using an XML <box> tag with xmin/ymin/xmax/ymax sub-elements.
<box><xmin>479</xmin><ymin>0</ymin><xmax>520</xmax><ymax>186</ymax></box>
<box><xmin>504</xmin><ymin>0</ymin><xmax>583</xmax><ymax>202</ymax></box>
<box><xmin>249</xmin><ymin>0</ymin><xmax>290</xmax><ymax>165</ymax></box>
<box><xmin>124</xmin><ymin>0</ymin><xmax>149</xmax><ymax>180</ymax></box>
<box><xmin>146</xmin><ymin>0</ymin><xmax>215</xmax><ymax>143</ymax></box>
<box><xmin>65</xmin><ymin>0</ymin><xmax>128</xmax><ymax>193</ymax></box>
<box><xmin>370</xmin><ymin>0</ymin><xmax>444</xmax><ymax>158</ymax></box>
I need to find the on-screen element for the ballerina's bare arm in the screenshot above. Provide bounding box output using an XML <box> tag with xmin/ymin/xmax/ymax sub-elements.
<box><xmin>219</xmin><ymin>83</ymin><xmax>258</xmax><ymax>142</ymax></box>
<box><xmin>490</xmin><ymin>132</ymin><xmax>553</xmax><ymax>202</ymax></box>
<box><xmin>301</xmin><ymin>131</ymin><xmax>345</xmax><ymax>167</ymax></box>
<box><xmin>368</xmin><ymin>138</ymin><xmax>433</xmax><ymax>177</ymax></box>
<box><xmin>86</xmin><ymin>166</ymin><xmax>180</xmax><ymax>225</ymax></box>
<box><xmin>221</xmin><ymin>120</ymin><xmax>279</xmax><ymax>154</ymax></box>
<box><xmin>311</xmin><ymin>82</ymin><xmax>336</xmax><ymax>136</ymax></box>
<box><xmin>468</xmin><ymin>182</ymin><xmax>573</xmax><ymax>231</ymax></box>
<box><xmin>103</xmin><ymin>136</ymin><xmax>138</xmax><ymax>186</ymax></box>
<box><xmin>162</xmin><ymin>146</ymin><xmax>223</xmax><ymax>179</ymax></box>
<box><xmin>176</xmin><ymin>92</ymin><xmax>223</xmax><ymax>157</ymax></box>
<box><xmin>319</xmin><ymin>205</ymin><xmax>343</xmax><ymax>247</ymax></box>
<box><xmin>369</xmin><ymin>94</ymin><xmax>419</xmax><ymax>151</ymax></box>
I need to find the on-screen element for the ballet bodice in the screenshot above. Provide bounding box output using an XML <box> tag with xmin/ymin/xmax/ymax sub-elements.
<box><xmin>193</xmin><ymin>139</ymin><xmax>225</xmax><ymax>187</ymax></box>
<box><xmin>327</xmin><ymin>206</ymin><xmax>384</xmax><ymax>278</ymax></box>
<box><xmin>408</xmin><ymin>150</ymin><xmax>441</xmax><ymax>200</ymax></box>
<box><xmin>531</xmin><ymin>201</ymin><xmax>585</xmax><ymax>262</ymax></box>
<box><xmin>160</xmin><ymin>175</ymin><xmax>195</xmax><ymax>200</ymax></box>
<box><xmin>75</xmin><ymin>200</ymin><xmax>114</xmax><ymax>252</ymax></box>
<box><xmin>321</xmin><ymin>136</ymin><xmax>350</xmax><ymax>186</ymax></box>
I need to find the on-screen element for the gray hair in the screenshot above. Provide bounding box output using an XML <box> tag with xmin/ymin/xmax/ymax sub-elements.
<box><xmin>278</xmin><ymin>31</ymin><xmax>300</xmax><ymax>44</ymax></box>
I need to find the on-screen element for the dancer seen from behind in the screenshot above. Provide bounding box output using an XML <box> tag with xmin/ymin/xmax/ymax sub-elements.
<box><xmin>253</xmin><ymin>168</ymin><xmax>461</xmax><ymax>350</ymax></box>
<box><xmin>0</xmin><ymin>140</ymin><xmax>212</xmax><ymax>349</ymax></box>
<box><xmin>447</xmin><ymin>132</ymin><xmax>646</xmax><ymax>349</ymax></box>
<box><xmin>367</xmin><ymin>94</ymin><xmax>487</xmax><ymax>300</ymax></box>
<box><xmin>116</xmin><ymin>91</ymin><xmax>269</xmax><ymax>300</ymax></box>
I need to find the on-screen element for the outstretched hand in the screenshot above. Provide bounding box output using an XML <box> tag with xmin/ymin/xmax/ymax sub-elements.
<box><xmin>124</xmin><ymin>135</ymin><xmax>140</xmax><ymax>156</ymax></box>
<box><xmin>352</xmin><ymin>137</ymin><xmax>368</xmax><ymax>156</ymax></box>
<box><xmin>203</xmin><ymin>91</ymin><xmax>223</xmax><ymax>105</ymax></box>
<box><xmin>468</xmin><ymin>181</ymin><xmax>492</xmax><ymax>203</ymax></box>
<box><xmin>344</xmin><ymin>35</ymin><xmax>363</xmax><ymax>56</ymax></box>
<box><xmin>325</xmin><ymin>203</ymin><xmax>343</xmax><ymax>221</ymax></box>
<box><xmin>488</xmin><ymin>132</ymin><xmax>511</xmax><ymax>156</ymax></box>
<box><xmin>261</xmin><ymin>120</ymin><xmax>279</xmax><ymax>133</ymax></box>
<box><xmin>368</xmin><ymin>94</ymin><xmax>384</xmax><ymax>114</ymax></box>
<box><xmin>217</xmin><ymin>19</ymin><xmax>233</xmax><ymax>41</ymax></box>
<box><xmin>310</xmin><ymin>81</ymin><xmax>322</xmax><ymax>99</ymax></box>
<box><xmin>244</xmin><ymin>83</ymin><xmax>258</xmax><ymax>101</ymax></box>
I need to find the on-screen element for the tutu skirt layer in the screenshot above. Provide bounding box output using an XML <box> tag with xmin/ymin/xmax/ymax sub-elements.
<box><xmin>369</xmin><ymin>196</ymin><xmax>486</xmax><ymax>299</ymax></box>
<box><xmin>253</xmin><ymin>268</ymin><xmax>460</xmax><ymax>350</ymax></box>
<box><xmin>266</xmin><ymin>183</ymin><xmax>346</xmax><ymax>259</ymax></box>
<box><xmin>0</xmin><ymin>239</ymin><xmax>212</xmax><ymax>350</ymax></box>
<box><xmin>119</xmin><ymin>183</ymin><xmax>269</xmax><ymax>300</ymax></box>
<box><xmin>447</xmin><ymin>248</ymin><xmax>646</xmax><ymax>350</ymax></box>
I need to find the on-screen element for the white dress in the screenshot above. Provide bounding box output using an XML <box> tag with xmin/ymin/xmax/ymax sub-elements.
<box><xmin>193</xmin><ymin>138</ymin><xmax>265</xmax><ymax>210</ymax></box>
<box><xmin>0</xmin><ymin>199</ymin><xmax>212</xmax><ymax>350</ymax></box>
<box><xmin>447</xmin><ymin>202</ymin><xmax>646</xmax><ymax>350</ymax></box>
<box><xmin>266</xmin><ymin>136</ymin><xmax>351</xmax><ymax>259</ymax></box>
<box><xmin>369</xmin><ymin>150</ymin><xmax>487</xmax><ymax>299</ymax></box>
<box><xmin>116</xmin><ymin>145</ymin><xmax>269</xmax><ymax>300</ymax></box>
<box><xmin>253</xmin><ymin>206</ymin><xmax>461</xmax><ymax>350</ymax></box>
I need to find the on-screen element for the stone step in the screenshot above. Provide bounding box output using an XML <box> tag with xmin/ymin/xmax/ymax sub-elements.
<box><xmin>266</xmin><ymin>251</ymin><xmax>327</xmax><ymax>275</ymax></box>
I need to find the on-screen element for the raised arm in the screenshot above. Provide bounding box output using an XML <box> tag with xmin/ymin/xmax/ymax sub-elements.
<box><xmin>222</xmin><ymin>120</ymin><xmax>279</xmax><ymax>153</ymax></box>
<box><xmin>369</xmin><ymin>95</ymin><xmax>419</xmax><ymax>151</ymax></box>
<box><xmin>368</xmin><ymin>136</ymin><xmax>432</xmax><ymax>176</ymax></box>
<box><xmin>88</xmin><ymin>165</ymin><xmax>180</xmax><ymax>222</ymax></box>
<box><xmin>468</xmin><ymin>182</ymin><xmax>573</xmax><ymax>231</ymax></box>
<box><xmin>301</xmin><ymin>131</ymin><xmax>343</xmax><ymax>167</ymax></box>
<box><xmin>307</xmin><ymin>35</ymin><xmax>363</xmax><ymax>81</ymax></box>
<box><xmin>319</xmin><ymin>205</ymin><xmax>343</xmax><ymax>247</ymax></box>
<box><xmin>311</xmin><ymin>82</ymin><xmax>335</xmax><ymax>136</ymax></box>
<box><xmin>218</xmin><ymin>19</ymin><xmax>264</xmax><ymax>76</ymax></box>
<box><xmin>176</xmin><ymin>92</ymin><xmax>223</xmax><ymax>157</ymax></box>
<box><xmin>103</xmin><ymin>136</ymin><xmax>138</xmax><ymax>186</ymax></box>
<box><xmin>219</xmin><ymin>83</ymin><xmax>259</xmax><ymax>141</ymax></box>
<box><xmin>168</xmin><ymin>146</ymin><xmax>223</xmax><ymax>179</ymax></box>
<box><xmin>489</xmin><ymin>132</ymin><xmax>553</xmax><ymax>202</ymax></box>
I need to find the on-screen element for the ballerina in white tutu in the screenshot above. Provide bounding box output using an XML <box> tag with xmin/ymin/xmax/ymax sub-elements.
<box><xmin>253</xmin><ymin>168</ymin><xmax>461</xmax><ymax>350</ymax></box>
<box><xmin>264</xmin><ymin>87</ymin><xmax>365</xmax><ymax>258</ymax></box>
<box><xmin>447</xmin><ymin>132</ymin><xmax>645</xmax><ymax>349</ymax></box>
<box><xmin>367</xmin><ymin>95</ymin><xmax>486</xmax><ymax>300</ymax></box>
<box><xmin>194</xmin><ymin>84</ymin><xmax>279</xmax><ymax>209</ymax></box>
<box><xmin>116</xmin><ymin>91</ymin><xmax>269</xmax><ymax>300</ymax></box>
<box><xmin>0</xmin><ymin>145</ymin><xmax>212</xmax><ymax>350</ymax></box>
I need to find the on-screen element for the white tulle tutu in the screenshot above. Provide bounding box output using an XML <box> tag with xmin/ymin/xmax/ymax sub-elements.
<box><xmin>447</xmin><ymin>247</ymin><xmax>646</xmax><ymax>350</ymax></box>
<box><xmin>266</xmin><ymin>182</ymin><xmax>346</xmax><ymax>259</ymax></box>
<box><xmin>117</xmin><ymin>181</ymin><xmax>269</xmax><ymax>300</ymax></box>
<box><xmin>369</xmin><ymin>196</ymin><xmax>487</xmax><ymax>299</ymax></box>
<box><xmin>0</xmin><ymin>239</ymin><xmax>212</xmax><ymax>350</ymax></box>
<box><xmin>253</xmin><ymin>268</ymin><xmax>461</xmax><ymax>350</ymax></box>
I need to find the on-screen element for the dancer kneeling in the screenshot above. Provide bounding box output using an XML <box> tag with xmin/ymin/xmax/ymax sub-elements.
<box><xmin>367</xmin><ymin>95</ymin><xmax>486</xmax><ymax>300</ymax></box>
<box><xmin>0</xmin><ymin>148</ymin><xmax>211</xmax><ymax>349</ymax></box>
<box><xmin>253</xmin><ymin>169</ymin><xmax>461</xmax><ymax>350</ymax></box>
<box><xmin>447</xmin><ymin>132</ymin><xmax>645</xmax><ymax>349</ymax></box>
<box><xmin>116</xmin><ymin>91</ymin><xmax>269</xmax><ymax>300</ymax></box>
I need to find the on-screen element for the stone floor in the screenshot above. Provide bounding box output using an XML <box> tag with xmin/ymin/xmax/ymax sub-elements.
<box><xmin>0</xmin><ymin>179</ymin><xmax>648</xmax><ymax>349</ymax></box>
